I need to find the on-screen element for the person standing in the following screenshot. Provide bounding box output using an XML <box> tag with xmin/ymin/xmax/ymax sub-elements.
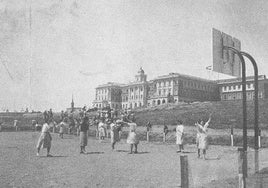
<box><xmin>126</xmin><ymin>120</ymin><xmax>139</xmax><ymax>154</ymax></box>
<box><xmin>43</xmin><ymin>110</ymin><xmax>48</xmax><ymax>122</ymax></box>
<box><xmin>79</xmin><ymin>116</ymin><xmax>89</xmax><ymax>154</ymax></box>
<box><xmin>176</xmin><ymin>120</ymin><xmax>184</xmax><ymax>153</ymax></box>
<box><xmin>110</xmin><ymin>120</ymin><xmax>121</xmax><ymax>150</ymax></box>
<box><xmin>58</xmin><ymin>121</ymin><xmax>65</xmax><ymax>139</ymax></box>
<box><xmin>195</xmin><ymin>114</ymin><xmax>212</xmax><ymax>159</ymax></box>
<box><xmin>163</xmin><ymin>124</ymin><xmax>169</xmax><ymax>142</ymax></box>
<box><xmin>146</xmin><ymin>121</ymin><xmax>152</xmax><ymax>132</ymax></box>
<box><xmin>36</xmin><ymin>120</ymin><xmax>53</xmax><ymax>157</ymax></box>
<box><xmin>14</xmin><ymin>120</ymin><xmax>18</xmax><ymax>131</ymax></box>
<box><xmin>98</xmin><ymin>119</ymin><xmax>106</xmax><ymax>140</ymax></box>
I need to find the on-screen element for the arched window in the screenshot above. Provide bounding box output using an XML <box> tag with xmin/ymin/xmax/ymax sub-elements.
<box><xmin>162</xmin><ymin>99</ymin><xmax>166</xmax><ymax>104</ymax></box>
<box><xmin>157</xmin><ymin>100</ymin><xmax>161</xmax><ymax>105</ymax></box>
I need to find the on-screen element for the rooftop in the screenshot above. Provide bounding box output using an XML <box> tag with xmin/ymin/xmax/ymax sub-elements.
<box><xmin>217</xmin><ymin>75</ymin><xmax>267</xmax><ymax>84</ymax></box>
<box><xmin>96</xmin><ymin>82</ymin><xmax>123</xmax><ymax>89</ymax></box>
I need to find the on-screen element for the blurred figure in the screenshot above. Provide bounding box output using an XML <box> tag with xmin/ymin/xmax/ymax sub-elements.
<box><xmin>36</xmin><ymin>120</ymin><xmax>53</xmax><ymax>157</ymax></box>
<box><xmin>110</xmin><ymin>119</ymin><xmax>121</xmax><ymax>150</ymax></box>
<box><xmin>79</xmin><ymin>116</ymin><xmax>89</xmax><ymax>154</ymax></box>
<box><xmin>163</xmin><ymin>125</ymin><xmax>168</xmax><ymax>136</ymax></box>
<box><xmin>43</xmin><ymin>110</ymin><xmax>48</xmax><ymax>122</ymax></box>
<box><xmin>35</xmin><ymin>121</ymin><xmax>42</xmax><ymax>132</ymax></box>
<box><xmin>32</xmin><ymin>120</ymin><xmax>37</xmax><ymax>131</ymax></box>
<box><xmin>48</xmin><ymin>109</ymin><xmax>54</xmax><ymax>122</ymax></box>
<box><xmin>98</xmin><ymin>118</ymin><xmax>106</xmax><ymax>140</ymax></box>
<box><xmin>58</xmin><ymin>121</ymin><xmax>65</xmax><ymax>139</ymax></box>
<box><xmin>146</xmin><ymin>121</ymin><xmax>152</xmax><ymax>132</ymax></box>
<box><xmin>126</xmin><ymin>120</ymin><xmax>139</xmax><ymax>154</ymax></box>
<box><xmin>14</xmin><ymin>120</ymin><xmax>18</xmax><ymax>131</ymax></box>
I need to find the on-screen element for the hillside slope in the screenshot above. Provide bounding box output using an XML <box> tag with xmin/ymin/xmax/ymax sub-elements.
<box><xmin>133</xmin><ymin>99</ymin><xmax>268</xmax><ymax>129</ymax></box>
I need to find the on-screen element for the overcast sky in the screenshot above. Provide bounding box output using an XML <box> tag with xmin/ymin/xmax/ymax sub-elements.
<box><xmin>0</xmin><ymin>0</ymin><xmax>268</xmax><ymax>111</ymax></box>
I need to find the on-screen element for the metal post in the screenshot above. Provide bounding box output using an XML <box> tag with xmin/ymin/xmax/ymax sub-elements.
<box><xmin>224</xmin><ymin>47</ymin><xmax>247</xmax><ymax>152</ymax></box>
<box><xmin>240</xmin><ymin>52</ymin><xmax>259</xmax><ymax>150</ymax></box>
<box><xmin>258</xmin><ymin>129</ymin><xmax>261</xmax><ymax>149</ymax></box>
<box><xmin>238</xmin><ymin>148</ymin><xmax>247</xmax><ymax>188</ymax></box>
<box><xmin>231</xmin><ymin>125</ymin><xmax>234</xmax><ymax>147</ymax></box>
<box><xmin>180</xmin><ymin>155</ymin><xmax>189</xmax><ymax>188</ymax></box>
<box><xmin>224</xmin><ymin>47</ymin><xmax>247</xmax><ymax>188</ymax></box>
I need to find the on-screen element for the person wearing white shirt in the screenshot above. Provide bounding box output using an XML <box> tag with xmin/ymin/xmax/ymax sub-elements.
<box><xmin>36</xmin><ymin>120</ymin><xmax>53</xmax><ymax>157</ymax></box>
<box><xmin>195</xmin><ymin>114</ymin><xmax>212</xmax><ymax>160</ymax></box>
<box><xmin>176</xmin><ymin>120</ymin><xmax>184</xmax><ymax>153</ymax></box>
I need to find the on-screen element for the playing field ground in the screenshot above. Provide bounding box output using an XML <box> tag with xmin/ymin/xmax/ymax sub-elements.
<box><xmin>1</xmin><ymin>131</ymin><xmax>268</xmax><ymax>188</ymax></box>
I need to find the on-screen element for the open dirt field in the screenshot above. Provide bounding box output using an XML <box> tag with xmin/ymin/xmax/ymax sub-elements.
<box><xmin>1</xmin><ymin>131</ymin><xmax>268</xmax><ymax>188</ymax></box>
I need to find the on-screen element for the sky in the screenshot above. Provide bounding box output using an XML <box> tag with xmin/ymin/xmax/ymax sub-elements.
<box><xmin>0</xmin><ymin>0</ymin><xmax>268</xmax><ymax>112</ymax></box>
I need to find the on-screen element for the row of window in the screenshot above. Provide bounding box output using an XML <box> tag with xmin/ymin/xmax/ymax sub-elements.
<box><xmin>122</xmin><ymin>102</ymin><xmax>143</xmax><ymax>109</ymax></box>
<box><xmin>123</xmin><ymin>87</ymin><xmax>144</xmax><ymax>93</ymax></box>
<box><xmin>158</xmin><ymin>89</ymin><xmax>172</xmax><ymax>96</ymax></box>
<box><xmin>155</xmin><ymin>79</ymin><xmax>213</xmax><ymax>91</ymax></box>
<box><xmin>221</xmin><ymin>92</ymin><xmax>263</xmax><ymax>100</ymax></box>
<box><xmin>222</xmin><ymin>83</ymin><xmax>254</xmax><ymax>92</ymax></box>
<box><xmin>97</xmin><ymin>89</ymin><xmax>109</xmax><ymax>94</ymax></box>
<box><xmin>122</xmin><ymin>95</ymin><xmax>143</xmax><ymax>102</ymax></box>
<box><xmin>95</xmin><ymin>103</ymin><xmax>120</xmax><ymax>109</ymax></box>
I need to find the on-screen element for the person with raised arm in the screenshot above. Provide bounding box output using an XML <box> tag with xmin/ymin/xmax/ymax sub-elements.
<box><xmin>195</xmin><ymin>113</ymin><xmax>212</xmax><ymax>160</ymax></box>
<box><xmin>126</xmin><ymin>119</ymin><xmax>139</xmax><ymax>154</ymax></box>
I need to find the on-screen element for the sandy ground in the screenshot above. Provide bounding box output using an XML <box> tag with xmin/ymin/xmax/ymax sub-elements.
<box><xmin>1</xmin><ymin>131</ymin><xmax>268</xmax><ymax>188</ymax></box>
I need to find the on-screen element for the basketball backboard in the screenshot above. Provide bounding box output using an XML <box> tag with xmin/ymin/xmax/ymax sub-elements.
<box><xmin>212</xmin><ymin>28</ymin><xmax>241</xmax><ymax>77</ymax></box>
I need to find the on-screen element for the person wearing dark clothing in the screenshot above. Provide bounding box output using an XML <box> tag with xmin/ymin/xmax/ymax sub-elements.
<box><xmin>60</xmin><ymin>110</ymin><xmax>65</xmax><ymax>122</ymax></box>
<box><xmin>79</xmin><ymin>116</ymin><xmax>89</xmax><ymax>154</ymax></box>
<box><xmin>146</xmin><ymin>121</ymin><xmax>152</xmax><ymax>132</ymax></box>
<box><xmin>43</xmin><ymin>111</ymin><xmax>48</xmax><ymax>122</ymax></box>
<box><xmin>48</xmin><ymin>109</ymin><xmax>53</xmax><ymax>122</ymax></box>
<box><xmin>164</xmin><ymin>125</ymin><xmax>168</xmax><ymax>135</ymax></box>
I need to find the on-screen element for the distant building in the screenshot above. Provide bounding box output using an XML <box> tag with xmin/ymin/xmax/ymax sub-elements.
<box><xmin>147</xmin><ymin>73</ymin><xmax>219</xmax><ymax>107</ymax></box>
<box><xmin>93</xmin><ymin>68</ymin><xmax>268</xmax><ymax>110</ymax></box>
<box><xmin>121</xmin><ymin>68</ymin><xmax>149</xmax><ymax>109</ymax></box>
<box><xmin>66</xmin><ymin>96</ymin><xmax>82</xmax><ymax>113</ymax></box>
<box><xmin>217</xmin><ymin>75</ymin><xmax>268</xmax><ymax>100</ymax></box>
<box><xmin>92</xmin><ymin>82</ymin><xmax>122</xmax><ymax>109</ymax></box>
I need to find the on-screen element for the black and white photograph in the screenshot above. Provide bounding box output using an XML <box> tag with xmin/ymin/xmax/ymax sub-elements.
<box><xmin>1</xmin><ymin>0</ymin><xmax>268</xmax><ymax>187</ymax></box>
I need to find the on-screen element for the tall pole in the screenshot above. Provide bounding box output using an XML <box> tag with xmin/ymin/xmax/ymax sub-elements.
<box><xmin>223</xmin><ymin>46</ymin><xmax>247</xmax><ymax>188</ymax></box>
<box><xmin>224</xmin><ymin>46</ymin><xmax>247</xmax><ymax>152</ymax></box>
<box><xmin>240</xmin><ymin>52</ymin><xmax>259</xmax><ymax>150</ymax></box>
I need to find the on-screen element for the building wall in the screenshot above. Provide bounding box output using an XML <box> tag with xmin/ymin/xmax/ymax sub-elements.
<box><xmin>93</xmin><ymin>70</ymin><xmax>268</xmax><ymax>110</ymax></box>
<box><xmin>147</xmin><ymin>75</ymin><xmax>218</xmax><ymax>107</ymax></box>
<box><xmin>93</xmin><ymin>85</ymin><xmax>122</xmax><ymax>109</ymax></box>
<box><xmin>121</xmin><ymin>84</ymin><xmax>148</xmax><ymax>109</ymax></box>
<box><xmin>218</xmin><ymin>78</ymin><xmax>268</xmax><ymax>101</ymax></box>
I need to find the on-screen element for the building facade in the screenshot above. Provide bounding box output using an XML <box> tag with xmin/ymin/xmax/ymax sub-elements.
<box><xmin>93</xmin><ymin>68</ymin><xmax>268</xmax><ymax>110</ymax></box>
<box><xmin>121</xmin><ymin>68</ymin><xmax>149</xmax><ymax>109</ymax></box>
<box><xmin>217</xmin><ymin>75</ymin><xmax>268</xmax><ymax>101</ymax></box>
<box><xmin>147</xmin><ymin>73</ymin><xmax>219</xmax><ymax>107</ymax></box>
<box><xmin>92</xmin><ymin>83</ymin><xmax>122</xmax><ymax>109</ymax></box>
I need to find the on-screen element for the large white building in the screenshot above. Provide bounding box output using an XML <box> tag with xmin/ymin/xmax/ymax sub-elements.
<box><xmin>93</xmin><ymin>68</ymin><xmax>268</xmax><ymax>110</ymax></box>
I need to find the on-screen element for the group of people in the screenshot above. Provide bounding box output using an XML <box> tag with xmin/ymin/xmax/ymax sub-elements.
<box><xmin>95</xmin><ymin>116</ymin><xmax>139</xmax><ymax>153</ymax></box>
<box><xmin>36</xmin><ymin>109</ymin><xmax>213</xmax><ymax>159</ymax></box>
<box><xmin>175</xmin><ymin>113</ymin><xmax>212</xmax><ymax>159</ymax></box>
<box><xmin>36</xmin><ymin>111</ymin><xmax>140</xmax><ymax>156</ymax></box>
